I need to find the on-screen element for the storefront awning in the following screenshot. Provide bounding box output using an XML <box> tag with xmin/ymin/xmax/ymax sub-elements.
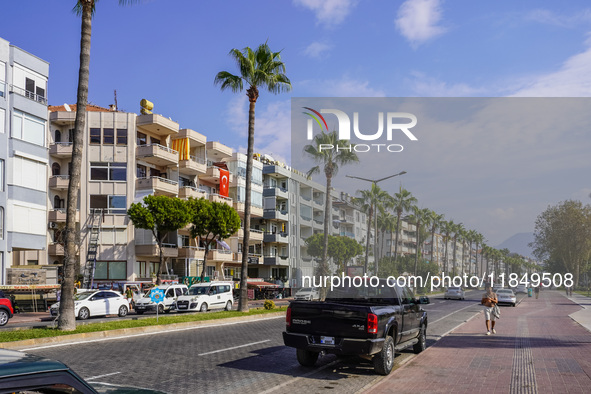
<box><xmin>247</xmin><ymin>281</ymin><xmax>279</xmax><ymax>288</ymax></box>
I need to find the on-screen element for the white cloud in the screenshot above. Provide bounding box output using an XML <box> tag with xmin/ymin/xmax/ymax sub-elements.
<box><xmin>526</xmin><ymin>9</ymin><xmax>591</xmax><ymax>28</ymax></box>
<box><xmin>395</xmin><ymin>0</ymin><xmax>447</xmax><ymax>47</ymax></box>
<box><xmin>409</xmin><ymin>72</ymin><xmax>488</xmax><ymax>96</ymax></box>
<box><xmin>293</xmin><ymin>0</ymin><xmax>358</xmax><ymax>27</ymax></box>
<box><xmin>303</xmin><ymin>41</ymin><xmax>332</xmax><ymax>58</ymax></box>
<box><xmin>301</xmin><ymin>76</ymin><xmax>386</xmax><ymax>97</ymax></box>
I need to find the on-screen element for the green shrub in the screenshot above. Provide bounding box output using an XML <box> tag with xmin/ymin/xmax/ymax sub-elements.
<box><xmin>264</xmin><ymin>299</ymin><xmax>276</xmax><ymax>310</ymax></box>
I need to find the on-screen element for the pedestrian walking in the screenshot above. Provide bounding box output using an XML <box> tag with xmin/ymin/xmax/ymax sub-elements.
<box><xmin>534</xmin><ymin>284</ymin><xmax>540</xmax><ymax>299</ymax></box>
<box><xmin>481</xmin><ymin>286</ymin><xmax>498</xmax><ymax>335</ymax></box>
<box><xmin>125</xmin><ymin>286</ymin><xmax>134</xmax><ymax>309</ymax></box>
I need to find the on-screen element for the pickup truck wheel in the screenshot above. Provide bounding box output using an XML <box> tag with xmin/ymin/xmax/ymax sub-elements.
<box><xmin>296</xmin><ymin>349</ymin><xmax>319</xmax><ymax>367</ymax></box>
<box><xmin>373</xmin><ymin>335</ymin><xmax>395</xmax><ymax>375</ymax></box>
<box><xmin>413</xmin><ymin>324</ymin><xmax>427</xmax><ymax>354</ymax></box>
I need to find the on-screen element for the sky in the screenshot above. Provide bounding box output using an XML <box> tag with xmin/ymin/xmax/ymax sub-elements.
<box><xmin>2</xmin><ymin>0</ymin><xmax>591</xmax><ymax>247</ymax></box>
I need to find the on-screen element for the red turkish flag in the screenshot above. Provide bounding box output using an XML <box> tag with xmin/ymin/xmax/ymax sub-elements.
<box><xmin>219</xmin><ymin>168</ymin><xmax>229</xmax><ymax>197</ymax></box>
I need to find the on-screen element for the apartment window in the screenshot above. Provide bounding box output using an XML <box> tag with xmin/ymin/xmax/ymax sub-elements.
<box><xmin>27</xmin><ymin>260</ymin><xmax>38</xmax><ymax>265</ymax></box>
<box><xmin>90</xmin><ymin>128</ymin><xmax>101</xmax><ymax>144</ymax></box>
<box><xmin>0</xmin><ymin>207</ymin><xmax>3</xmax><ymax>239</ymax></box>
<box><xmin>137</xmin><ymin>132</ymin><xmax>147</xmax><ymax>146</ymax></box>
<box><xmin>103</xmin><ymin>128</ymin><xmax>114</xmax><ymax>145</ymax></box>
<box><xmin>90</xmin><ymin>162</ymin><xmax>126</xmax><ymax>181</ymax></box>
<box><xmin>0</xmin><ymin>159</ymin><xmax>3</xmax><ymax>191</ymax></box>
<box><xmin>117</xmin><ymin>129</ymin><xmax>127</xmax><ymax>145</ymax></box>
<box><xmin>94</xmin><ymin>261</ymin><xmax>126</xmax><ymax>280</ymax></box>
<box><xmin>100</xmin><ymin>228</ymin><xmax>127</xmax><ymax>244</ymax></box>
<box><xmin>136</xmin><ymin>165</ymin><xmax>146</xmax><ymax>178</ymax></box>
<box><xmin>12</xmin><ymin>110</ymin><xmax>45</xmax><ymax>146</ymax></box>
<box><xmin>134</xmin><ymin>261</ymin><xmax>160</xmax><ymax>278</ymax></box>
<box><xmin>89</xmin><ymin>195</ymin><xmax>127</xmax><ymax>214</ymax></box>
<box><xmin>0</xmin><ymin>108</ymin><xmax>4</xmax><ymax>133</ymax></box>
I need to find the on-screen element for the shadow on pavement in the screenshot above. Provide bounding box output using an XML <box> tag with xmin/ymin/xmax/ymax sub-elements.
<box><xmin>431</xmin><ymin>334</ymin><xmax>591</xmax><ymax>349</ymax></box>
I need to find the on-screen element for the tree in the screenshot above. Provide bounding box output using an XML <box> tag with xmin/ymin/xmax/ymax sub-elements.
<box><xmin>531</xmin><ymin>200</ymin><xmax>591</xmax><ymax>287</ymax></box>
<box><xmin>441</xmin><ymin>220</ymin><xmax>454</xmax><ymax>274</ymax></box>
<box><xmin>428</xmin><ymin>211</ymin><xmax>444</xmax><ymax>271</ymax></box>
<box><xmin>128</xmin><ymin>195</ymin><xmax>191</xmax><ymax>283</ymax></box>
<box><xmin>304</xmin><ymin>130</ymin><xmax>359</xmax><ymax>297</ymax></box>
<box><xmin>186</xmin><ymin>198</ymin><xmax>241</xmax><ymax>282</ymax></box>
<box><xmin>356</xmin><ymin>183</ymin><xmax>391</xmax><ymax>275</ymax></box>
<box><xmin>451</xmin><ymin>222</ymin><xmax>464</xmax><ymax>276</ymax></box>
<box><xmin>392</xmin><ymin>187</ymin><xmax>417</xmax><ymax>262</ymax></box>
<box><xmin>58</xmin><ymin>0</ymin><xmax>137</xmax><ymax>331</ymax></box>
<box><xmin>378</xmin><ymin>208</ymin><xmax>397</xmax><ymax>262</ymax></box>
<box><xmin>215</xmin><ymin>42</ymin><xmax>291</xmax><ymax>312</ymax></box>
<box><xmin>408</xmin><ymin>207</ymin><xmax>431</xmax><ymax>277</ymax></box>
<box><xmin>473</xmin><ymin>232</ymin><xmax>485</xmax><ymax>276</ymax></box>
<box><xmin>306</xmin><ymin>234</ymin><xmax>364</xmax><ymax>275</ymax></box>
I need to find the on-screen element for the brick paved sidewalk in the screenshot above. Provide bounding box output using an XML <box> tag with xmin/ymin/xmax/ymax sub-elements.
<box><xmin>367</xmin><ymin>290</ymin><xmax>591</xmax><ymax>394</ymax></box>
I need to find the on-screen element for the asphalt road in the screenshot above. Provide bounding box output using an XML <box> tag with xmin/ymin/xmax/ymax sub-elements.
<box><xmin>23</xmin><ymin>290</ymin><xmax>526</xmax><ymax>394</ymax></box>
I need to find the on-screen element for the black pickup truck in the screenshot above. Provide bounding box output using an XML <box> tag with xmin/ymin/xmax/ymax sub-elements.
<box><xmin>283</xmin><ymin>280</ymin><xmax>429</xmax><ymax>375</ymax></box>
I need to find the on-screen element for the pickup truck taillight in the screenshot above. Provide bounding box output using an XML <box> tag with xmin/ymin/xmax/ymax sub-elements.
<box><xmin>367</xmin><ymin>313</ymin><xmax>378</xmax><ymax>334</ymax></box>
<box><xmin>286</xmin><ymin>306</ymin><xmax>292</xmax><ymax>328</ymax></box>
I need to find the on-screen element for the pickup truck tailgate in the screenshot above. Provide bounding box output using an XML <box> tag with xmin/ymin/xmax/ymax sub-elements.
<box><xmin>288</xmin><ymin>301</ymin><xmax>370</xmax><ymax>339</ymax></box>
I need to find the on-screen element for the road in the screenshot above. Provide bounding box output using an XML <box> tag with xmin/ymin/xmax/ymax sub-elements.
<box><xmin>23</xmin><ymin>290</ymin><xmax>526</xmax><ymax>393</ymax></box>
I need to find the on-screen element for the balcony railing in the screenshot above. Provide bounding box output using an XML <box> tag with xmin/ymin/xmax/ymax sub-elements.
<box><xmin>10</xmin><ymin>84</ymin><xmax>47</xmax><ymax>105</ymax></box>
<box><xmin>189</xmin><ymin>155</ymin><xmax>206</xmax><ymax>164</ymax></box>
<box><xmin>138</xmin><ymin>176</ymin><xmax>178</xmax><ymax>186</ymax></box>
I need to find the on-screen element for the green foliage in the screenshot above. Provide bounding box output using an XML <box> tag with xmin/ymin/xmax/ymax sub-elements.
<box><xmin>127</xmin><ymin>195</ymin><xmax>191</xmax><ymax>241</ymax></box>
<box><xmin>306</xmin><ymin>234</ymin><xmax>364</xmax><ymax>274</ymax></box>
<box><xmin>186</xmin><ymin>198</ymin><xmax>241</xmax><ymax>241</ymax></box>
<box><xmin>264</xmin><ymin>299</ymin><xmax>276</xmax><ymax>310</ymax></box>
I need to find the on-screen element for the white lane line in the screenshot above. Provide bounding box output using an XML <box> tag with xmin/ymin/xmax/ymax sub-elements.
<box><xmin>430</xmin><ymin>302</ymin><xmax>480</xmax><ymax>325</ymax></box>
<box><xmin>259</xmin><ymin>359</ymin><xmax>340</xmax><ymax>394</ymax></box>
<box><xmin>198</xmin><ymin>339</ymin><xmax>270</xmax><ymax>356</ymax></box>
<box><xmin>21</xmin><ymin>315</ymin><xmax>284</xmax><ymax>351</ymax></box>
<box><xmin>85</xmin><ymin>371</ymin><xmax>121</xmax><ymax>381</ymax></box>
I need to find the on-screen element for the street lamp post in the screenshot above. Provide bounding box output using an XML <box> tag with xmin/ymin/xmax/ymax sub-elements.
<box><xmin>346</xmin><ymin>171</ymin><xmax>406</xmax><ymax>276</ymax></box>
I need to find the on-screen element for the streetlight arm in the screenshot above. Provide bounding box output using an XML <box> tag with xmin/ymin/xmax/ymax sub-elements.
<box><xmin>346</xmin><ymin>171</ymin><xmax>407</xmax><ymax>184</ymax></box>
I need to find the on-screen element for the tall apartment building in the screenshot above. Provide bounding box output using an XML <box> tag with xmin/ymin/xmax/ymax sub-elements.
<box><xmin>0</xmin><ymin>38</ymin><xmax>51</xmax><ymax>285</ymax></box>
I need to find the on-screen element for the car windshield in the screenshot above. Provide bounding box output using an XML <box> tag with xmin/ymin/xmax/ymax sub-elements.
<box><xmin>189</xmin><ymin>287</ymin><xmax>209</xmax><ymax>295</ymax></box>
<box><xmin>75</xmin><ymin>292</ymin><xmax>94</xmax><ymax>301</ymax></box>
<box><xmin>299</xmin><ymin>288</ymin><xmax>313</xmax><ymax>293</ymax></box>
<box><xmin>326</xmin><ymin>283</ymin><xmax>400</xmax><ymax>305</ymax></box>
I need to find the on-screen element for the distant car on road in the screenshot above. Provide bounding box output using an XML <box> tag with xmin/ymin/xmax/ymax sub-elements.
<box><xmin>0</xmin><ymin>348</ymin><xmax>165</xmax><ymax>393</ymax></box>
<box><xmin>513</xmin><ymin>285</ymin><xmax>527</xmax><ymax>294</ymax></box>
<box><xmin>444</xmin><ymin>287</ymin><xmax>465</xmax><ymax>300</ymax></box>
<box><xmin>50</xmin><ymin>290</ymin><xmax>129</xmax><ymax>320</ymax></box>
<box><xmin>0</xmin><ymin>297</ymin><xmax>14</xmax><ymax>326</ymax></box>
<box><xmin>293</xmin><ymin>287</ymin><xmax>320</xmax><ymax>301</ymax></box>
<box><xmin>496</xmin><ymin>289</ymin><xmax>517</xmax><ymax>307</ymax></box>
<box><xmin>175</xmin><ymin>281</ymin><xmax>234</xmax><ymax>312</ymax></box>
<box><xmin>135</xmin><ymin>284</ymin><xmax>188</xmax><ymax>314</ymax></box>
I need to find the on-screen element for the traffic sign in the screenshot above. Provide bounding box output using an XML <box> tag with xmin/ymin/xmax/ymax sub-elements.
<box><xmin>150</xmin><ymin>288</ymin><xmax>165</xmax><ymax>304</ymax></box>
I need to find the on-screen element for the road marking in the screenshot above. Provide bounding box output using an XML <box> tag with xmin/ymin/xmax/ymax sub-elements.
<box><xmin>259</xmin><ymin>359</ymin><xmax>340</xmax><ymax>394</ymax></box>
<box><xmin>198</xmin><ymin>340</ymin><xmax>270</xmax><ymax>356</ymax></box>
<box><xmin>21</xmin><ymin>315</ymin><xmax>284</xmax><ymax>351</ymax></box>
<box><xmin>430</xmin><ymin>302</ymin><xmax>480</xmax><ymax>325</ymax></box>
<box><xmin>85</xmin><ymin>371</ymin><xmax>121</xmax><ymax>381</ymax></box>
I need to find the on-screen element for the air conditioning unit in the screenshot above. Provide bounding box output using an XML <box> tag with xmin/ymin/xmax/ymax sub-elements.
<box><xmin>48</xmin><ymin>222</ymin><xmax>57</xmax><ymax>229</ymax></box>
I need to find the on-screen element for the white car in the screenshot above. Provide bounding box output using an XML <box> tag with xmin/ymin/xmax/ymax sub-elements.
<box><xmin>135</xmin><ymin>284</ymin><xmax>188</xmax><ymax>314</ymax></box>
<box><xmin>513</xmin><ymin>285</ymin><xmax>527</xmax><ymax>294</ymax></box>
<box><xmin>294</xmin><ymin>287</ymin><xmax>320</xmax><ymax>301</ymax></box>
<box><xmin>175</xmin><ymin>282</ymin><xmax>234</xmax><ymax>312</ymax></box>
<box><xmin>50</xmin><ymin>290</ymin><xmax>129</xmax><ymax>320</ymax></box>
<box><xmin>496</xmin><ymin>289</ymin><xmax>517</xmax><ymax>307</ymax></box>
<box><xmin>444</xmin><ymin>287</ymin><xmax>465</xmax><ymax>300</ymax></box>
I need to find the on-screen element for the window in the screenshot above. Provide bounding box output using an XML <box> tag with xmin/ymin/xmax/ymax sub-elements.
<box><xmin>27</xmin><ymin>260</ymin><xmax>38</xmax><ymax>265</ymax></box>
<box><xmin>100</xmin><ymin>228</ymin><xmax>127</xmax><ymax>244</ymax></box>
<box><xmin>89</xmin><ymin>195</ymin><xmax>127</xmax><ymax>214</ymax></box>
<box><xmin>0</xmin><ymin>108</ymin><xmax>4</xmax><ymax>133</ymax></box>
<box><xmin>0</xmin><ymin>159</ymin><xmax>3</xmax><ymax>191</ymax></box>
<box><xmin>137</xmin><ymin>165</ymin><xmax>146</xmax><ymax>178</ymax></box>
<box><xmin>12</xmin><ymin>110</ymin><xmax>45</xmax><ymax>146</ymax></box>
<box><xmin>0</xmin><ymin>207</ymin><xmax>3</xmax><ymax>240</ymax></box>
<box><xmin>12</xmin><ymin>156</ymin><xmax>46</xmax><ymax>191</ymax></box>
<box><xmin>137</xmin><ymin>132</ymin><xmax>147</xmax><ymax>146</ymax></box>
<box><xmin>103</xmin><ymin>128</ymin><xmax>114</xmax><ymax>144</ymax></box>
<box><xmin>134</xmin><ymin>261</ymin><xmax>159</xmax><ymax>278</ymax></box>
<box><xmin>117</xmin><ymin>129</ymin><xmax>127</xmax><ymax>145</ymax></box>
<box><xmin>25</xmin><ymin>77</ymin><xmax>44</xmax><ymax>102</ymax></box>
<box><xmin>90</xmin><ymin>162</ymin><xmax>126</xmax><ymax>181</ymax></box>
<box><xmin>90</xmin><ymin>128</ymin><xmax>101</xmax><ymax>144</ymax></box>
<box><xmin>94</xmin><ymin>261</ymin><xmax>126</xmax><ymax>280</ymax></box>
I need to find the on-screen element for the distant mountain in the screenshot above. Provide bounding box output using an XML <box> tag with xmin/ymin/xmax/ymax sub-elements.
<box><xmin>495</xmin><ymin>232</ymin><xmax>535</xmax><ymax>258</ymax></box>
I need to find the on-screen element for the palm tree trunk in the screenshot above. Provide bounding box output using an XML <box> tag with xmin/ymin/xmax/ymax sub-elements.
<box><xmin>431</xmin><ymin>227</ymin><xmax>435</xmax><ymax>269</ymax></box>
<box><xmin>58</xmin><ymin>2</ymin><xmax>92</xmax><ymax>331</ymax></box>
<box><xmin>239</xmin><ymin>89</ymin><xmax>257</xmax><ymax>312</ymax></box>
<box><xmin>364</xmin><ymin>205</ymin><xmax>373</xmax><ymax>275</ymax></box>
<box><xmin>393</xmin><ymin>213</ymin><xmax>401</xmax><ymax>261</ymax></box>
<box><xmin>414</xmin><ymin>220</ymin><xmax>420</xmax><ymax>277</ymax></box>
<box><xmin>200</xmin><ymin>242</ymin><xmax>209</xmax><ymax>282</ymax></box>
<box><xmin>444</xmin><ymin>237</ymin><xmax>449</xmax><ymax>273</ymax></box>
<box><xmin>321</xmin><ymin>173</ymin><xmax>332</xmax><ymax>300</ymax></box>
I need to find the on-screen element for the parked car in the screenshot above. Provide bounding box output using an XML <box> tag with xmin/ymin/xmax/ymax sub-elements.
<box><xmin>444</xmin><ymin>286</ymin><xmax>465</xmax><ymax>300</ymax></box>
<box><xmin>513</xmin><ymin>284</ymin><xmax>528</xmax><ymax>294</ymax></box>
<box><xmin>496</xmin><ymin>289</ymin><xmax>517</xmax><ymax>307</ymax></box>
<box><xmin>135</xmin><ymin>284</ymin><xmax>188</xmax><ymax>314</ymax></box>
<box><xmin>0</xmin><ymin>349</ymin><xmax>165</xmax><ymax>393</ymax></box>
<box><xmin>175</xmin><ymin>281</ymin><xmax>234</xmax><ymax>312</ymax></box>
<box><xmin>284</xmin><ymin>279</ymin><xmax>429</xmax><ymax>376</ymax></box>
<box><xmin>0</xmin><ymin>296</ymin><xmax>14</xmax><ymax>326</ymax></box>
<box><xmin>293</xmin><ymin>287</ymin><xmax>320</xmax><ymax>301</ymax></box>
<box><xmin>49</xmin><ymin>290</ymin><xmax>129</xmax><ymax>320</ymax></box>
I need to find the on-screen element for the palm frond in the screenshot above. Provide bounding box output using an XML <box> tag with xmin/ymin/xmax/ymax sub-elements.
<box><xmin>214</xmin><ymin>71</ymin><xmax>243</xmax><ymax>93</ymax></box>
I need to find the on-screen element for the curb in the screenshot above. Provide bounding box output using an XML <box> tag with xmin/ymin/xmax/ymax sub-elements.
<box><xmin>0</xmin><ymin>311</ymin><xmax>286</xmax><ymax>350</ymax></box>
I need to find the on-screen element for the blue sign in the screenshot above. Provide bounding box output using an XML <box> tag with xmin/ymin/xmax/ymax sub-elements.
<box><xmin>150</xmin><ymin>288</ymin><xmax>165</xmax><ymax>304</ymax></box>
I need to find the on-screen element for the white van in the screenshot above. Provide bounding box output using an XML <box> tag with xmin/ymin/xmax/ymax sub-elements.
<box><xmin>175</xmin><ymin>282</ymin><xmax>234</xmax><ymax>312</ymax></box>
<box><xmin>134</xmin><ymin>284</ymin><xmax>188</xmax><ymax>314</ymax></box>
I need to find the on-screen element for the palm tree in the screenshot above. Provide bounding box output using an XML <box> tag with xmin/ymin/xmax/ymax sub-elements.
<box><xmin>392</xmin><ymin>187</ymin><xmax>417</xmax><ymax>262</ymax></box>
<box><xmin>428</xmin><ymin>211</ymin><xmax>444</xmax><ymax>270</ymax></box>
<box><xmin>474</xmin><ymin>232</ymin><xmax>484</xmax><ymax>276</ymax></box>
<box><xmin>305</xmin><ymin>131</ymin><xmax>358</xmax><ymax>293</ymax></box>
<box><xmin>409</xmin><ymin>207</ymin><xmax>431</xmax><ymax>278</ymax></box>
<box><xmin>378</xmin><ymin>208</ymin><xmax>397</xmax><ymax>261</ymax></box>
<box><xmin>59</xmin><ymin>0</ymin><xmax>136</xmax><ymax>332</ymax></box>
<box><xmin>355</xmin><ymin>183</ymin><xmax>391</xmax><ymax>275</ymax></box>
<box><xmin>215</xmin><ymin>43</ymin><xmax>291</xmax><ymax>312</ymax></box>
<box><xmin>452</xmin><ymin>223</ymin><xmax>464</xmax><ymax>276</ymax></box>
<box><xmin>441</xmin><ymin>220</ymin><xmax>454</xmax><ymax>274</ymax></box>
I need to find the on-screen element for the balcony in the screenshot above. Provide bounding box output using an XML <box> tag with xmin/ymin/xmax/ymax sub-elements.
<box><xmin>136</xmin><ymin>144</ymin><xmax>179</xmax><ymax>167</ymax></box>
<box><xmin>48</xmin><ymin>243</ymin><xmax>65</xmax><ymax>256</ymax></box>
<box><xmin>201</xmin><ymin>166</ymin><xmax>234</xmax><ymax>184</ymax></box>
<box><xmin>49</xmin><ymin>142</ymin><xmax>73</xmax><ymax>158</ymax></box>
<box><xmin>263</xmin><ymin>232</ymin><xmax>289</xmax><ymax>244</ymax></box>
<box><xmin>209</xmin><ymin>194</ymin><xmax>232</xmax><ymax>206</ymax></box>
<box><xmin>176</xmin><ymin>128</ymin><xmax>206</xmax><ymax>146</ymax></box>
<box><xmin>207</xmin><ymin>249</ymin><xmax>233</xmax><ymax>262</ymax></box>
<box><xmin>313</xmin><ymin>218</ymin><xmax>324</xmax><ymax>229</ymax></box>
<box><xmin>263</xmin><ymin>255</ymin><xmax>289</xmax><ymax>266</ymax></box>
<box><xmin>233</xmin><ymin>202</ymin><xmax>263</xmax><ymax>217</ymax></box>
<box><xmin>10</xmin><ymin>84</ymin><xmax>47</xmax><ymax>105</ymax></box>
<box><xmin>178</xmin><ymin>186</ymin><xmax>208</xmax><ymax>200</ymax></box>
<box><xmin>178</xmin><ymin>246</ymin><xmax>205</xmax><ymax>259</ymax></box>
<box><xmin>263</xmin><ymin>164</ymin><xmax>291</xmax><ymax>178</ymax></box>
<box><xmin>136</xmin><ymin>176</ymin><xmax>178</xmax><ymax>196</ymax></box>
<box><xmin>135</xmin><ymin>243</ymin><xmax>179</xmax><ymax>258</ymax></box>
<box><xmin>299</xmin><ymin>215</ymin><xmax>312</xmax><ymax>227</ymax></box>
<box><xmin>48</xmin><ymin>209</ymin><xmax>79</xmax><ymax>223</ymax></box>
<box><xmin>263</xmin><ymin>209</ymin><xmax>288</xmax><ymax>222</ymax></box>
<box><xmin>206</xmin><ymin>141</ymin><xmax>232</xmax><ymax>160</ymax></box>
<box><xmin>137</xmin><ymin>113</ymin><xmax>179</xmax><ymax>137</ymax></box>
<box><xmin>49</xmin><ymin>110</ymin><xmax>76</xmax><ymax>125</ymax></box>
<box><xmin>236</xmin><ymin>228</ymin><xmax>264</xmax><ymax>242</ymax></box>
<box><xmin>49</xmin><ymin>175</ymin><xmax>70</xmax><ymax>190</ymax></box>
<box><xmin>179</xmin><ymin>155</ymin><xmax>206</xmax><ymax>175</ymax></box>
<box><xmin>300</xmin><ymin>195</ymin><xmax>312</xmax><ymax>205</ymax></box>
<box><xmin>263</xmin><ymin>186</ymin><xmax>288</xmax><ymax>200</ymax></box>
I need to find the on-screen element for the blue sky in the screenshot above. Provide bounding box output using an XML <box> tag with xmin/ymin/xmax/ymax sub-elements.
<box><xmin>3</xmin><ymin>0</ymin><xmax>591</xmax><ymax>246</ymax></box>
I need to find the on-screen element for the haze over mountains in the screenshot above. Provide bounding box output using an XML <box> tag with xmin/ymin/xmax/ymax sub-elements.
<box><xmin>495</xmin><ymin>232</ymin><xmax>535</xmax><ymax>259</ymax></box>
